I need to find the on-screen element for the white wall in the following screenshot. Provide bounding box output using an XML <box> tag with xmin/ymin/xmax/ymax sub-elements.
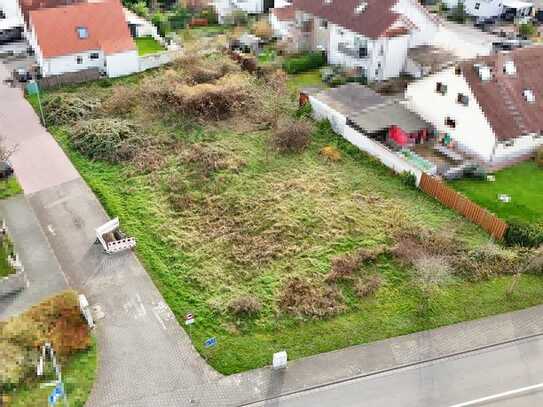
<box><xmin>0</xmin><ymin>0</ymin><xmax>22</xmax><ymax>21</ymax></box>
<box><xmin>405</xmin><ymin>67</ymin><xmax>497</xmax><ymax>162</ymax></box>
<box><xmin>105</xmin><ymin>50</ymin><xmax>139</xmax><ymax>78</ymax></box>
<box><xmin>344</xmin><ymin>125</ymin><xmax>423</xmax><ymax>184</ymax></box>
<box><xmin>493</xmin><ymin>133</ymin><xmax>543</xmax><ymax>163</ymax></box>
<box><xmin>309</xmin><ymin>95</ymin><xmax>347</xmax><ymax>134</ymax></box>
<box><xmin>138</xmin><ymin>49</ymin><xmax>177</xmax><ymax>72</ymax></box>
<box><xmin>393</xmin><ymin>0</ymin><xmax>439</xmax><ymax>48</ymax></box>
<box><xmin>464</xmin><ymin>0</ymin><xmax>503</xmax><ymax>18</ymax></box>
<box><xmin>270</xmin><ymin>12</ymin><xmax>294</xmax><ymax>38</ymax></box>
<box><xmin>42</xmin><ymin>50</ymin><xmax>105</xmax><ymax>77</ymax></box>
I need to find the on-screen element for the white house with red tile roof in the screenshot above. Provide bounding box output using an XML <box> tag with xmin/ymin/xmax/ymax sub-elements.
<box><xmin>273</xmin><ymin>0</ymin><xmax>440</xmax><ymax>81</ymax></box>
<box><xmin>28</xmin><ymin>0</ymin><xmax>139</xmax><ymax>78</ymax></box>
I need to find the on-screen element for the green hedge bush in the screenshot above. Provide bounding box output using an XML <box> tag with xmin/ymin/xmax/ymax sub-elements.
<box><xmin>282</xmin><ymin>52</ymin><xmax>326</xmax><ymax>74</ymax></box>
<box><xmin>505</xmin><ymin>221</ymin><xmax>543</xmax><ymax>247</ymax></box>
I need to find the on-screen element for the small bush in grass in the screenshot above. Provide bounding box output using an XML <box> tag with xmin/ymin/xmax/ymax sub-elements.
<box><xmin>282</xmin><ymin>52</ymin><xmax>326</xmax><ymax>74</ymax></box>
<box><xmin>523</xmin><ymin>246</ymin><xmax>543</xmax><ymax>274</ymax></box>
<box><xmin>43</xmin><ymin>94</ymin><xmax>100</xmax><ymax>126</ymax></box>
<box><xmin>399</xmin><ymin>171</ymin><xmax>417</xmax><ymax>188</ymax></box>
<box><xmin>279</xmin><ymin>277</ymin><xmax>345</xmax><ymax>319</ymax></box>
<box><xmin>355</xmin><ymin>275</ymin><xmax>382</xmax><ymax>298</ymax></box>
<box><xmin>69</xmin><ymin>118</ymin><xmax>147</xmax><ymax>163</ymax></box>
<box><xmin>102</xmin><ymin>86</ymin><xmax>140</xmax><ymax>115</ymax></box>
<box><xmin>536</xmin><ymin>148</ymin><xmax>543</xmax><ymax>167</ymax></box>
<box><xmin>326</xmin><ymin>248</ymin><xmax>382</xmax><ymax>282</ymax></box>
<box><xmin>320</xmin><ymin>145</ymin><xmax>341</xmax><ymax>161</ymax></box>
<box><xmin>453</xmin><ymin>242</ymin><xmax>520</xmax><ymax>281</ymax></box>
<box><xmin>0</xmin><ymin>341</ymin><xmax>32</xmax><ymax>392</ymax></box>
<box><xmin>412</xmin><ymin>254</ymin><xmax>453</xmax><ymax>313</ymax></box>
<box><xmin>227</xmin><ymin>295</ymin><xmax>262</xmax><ymax>316</ymax></box>
<box><xmin>505</xmin><ymin>221</ymin><xmax>543</xmax><ymax>248</ymax></box>
<box><xmin>181</xmin><ymin>143</ymin><xmax>245</xmax><ymax>177</ymax></box>
<box><xmin>270</xmin><ymin>119</ymin><xmax>313</xmax><ymax>153</ymax></box>
<box><xmin>252</xmin><ymin>19</ymin><xmax>273</xmax><ymax>40</ymax></box>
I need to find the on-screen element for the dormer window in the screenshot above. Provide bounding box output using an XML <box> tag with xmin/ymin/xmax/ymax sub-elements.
<box><xmin>457</xmin><ymin>93</ymin><xmax>469</xmax><ymax>106</ymax></box>
<box><xmin>76</xmin><ymin>26</ymin><xmax>89</xmax><ymax>39</ymax></box>
<box><xmin>475</xmin><ymin>64</ymin><xmax>492</xmax><ymax>81</ymax></box>
<box><xmin>503</xmin><ymin>60</ymin><xmax>516</xmax><ymax>76</ymax></box>
<box><xmin>523</xmin><ymin>89</ymin><xmax>535</xmax><ymax>103</ymax></box>
<box><xmin>436</xmin><ymin>82</ymin><xmax>447</xmax><ymax>95</ymax></box>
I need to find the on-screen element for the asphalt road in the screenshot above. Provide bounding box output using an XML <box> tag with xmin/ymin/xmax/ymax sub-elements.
<box><xmin>250</xmin><ymin>335</ymin><xmax>543</xmax><ymax>407</ymax></box>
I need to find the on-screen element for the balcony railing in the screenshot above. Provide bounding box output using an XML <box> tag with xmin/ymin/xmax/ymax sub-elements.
<box><xmin>337</xmin><ymin>43</ymin><xmax>369</xmax><ymax>59</ymax></box>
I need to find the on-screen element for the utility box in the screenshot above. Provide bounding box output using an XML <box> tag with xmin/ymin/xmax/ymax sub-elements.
<box><xmin>272</xmin><ymin>351</ymin><xmax>288</xmax><ymax>370</ymax></box>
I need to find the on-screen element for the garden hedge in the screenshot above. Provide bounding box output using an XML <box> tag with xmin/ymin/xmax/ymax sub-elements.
<box><xmin>505</xmin><ymin>221</ymin><xmax>543</xmax><ymax>247</ymax></box>
<box><xmin>282</xmin><ymin>52</ymin><xmax>326</xmax><ymax>74</ymax></box>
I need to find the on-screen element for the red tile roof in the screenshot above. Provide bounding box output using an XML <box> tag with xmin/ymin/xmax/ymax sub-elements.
<box><xmin>292</xmin><ymin>0</ymin><xmax>400</xmax><ymax>39</ymax></box>
<box><xmin>19</xmin><ymin>0</ymin><xmax>84</xmax><ymax>24</ymax></box>
<box><xmin>271</xmin><ymin>5</ymin><xmax>295</xmax><ymax>21</ymax></box>
<box><xmin>461</xmin><ymin>47</ymin><xmax>543</xmax><ymax>141</ymax></box>
<box><xmin>29</xmin><ymin>0</ymin><xmax>135</xmax><ymax>58</ymax></box>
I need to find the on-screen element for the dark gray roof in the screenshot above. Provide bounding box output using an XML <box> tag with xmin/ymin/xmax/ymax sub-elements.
<box><xmin>350</xmin><ymin>101</ymin><xmax>429</xmax><ymax>133</ymax></box>
<box><xmin>307</xmin><ymin>83</ymin><xmax>387</xmax><ymax>117</ymax></box>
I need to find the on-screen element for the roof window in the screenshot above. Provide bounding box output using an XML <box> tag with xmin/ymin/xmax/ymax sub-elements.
<box><xmin>475</xmin><ymin>64</ymin><xmax>492</xmax><ymax>81</ymax></box>
<box><xmin>523</xmin><ymin>89</ymin><xmax>535</xmax><ymax>103</ymax></box>
<box><xmin>76</xmin><ymin>27</ymin><xmax>89</xmax><ymax>39</ymax></box>
<box><xmin>355</xmin><ymin>1</ymin><xmax>368</xmax><ymax>14</ymax></box>
<box><xmin>503</xmin><ymin>60</ymin><xmax>516</xmax><ymax>76</ymax></box>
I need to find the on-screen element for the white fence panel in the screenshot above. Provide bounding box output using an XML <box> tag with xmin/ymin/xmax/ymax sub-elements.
<box><xmin>138</xmin><ymin>50</ymin><xmax>179</xmax><ymax>72</ymax></box>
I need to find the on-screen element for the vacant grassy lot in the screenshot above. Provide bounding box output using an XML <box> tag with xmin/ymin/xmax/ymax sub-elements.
<box><xmin>451</xmin><ymin>161</ymin><xmax>543</xmax><ymax>223</ymax></box>
<box><xmin>32</xmin><ymin>55</ymin><xmax>543</xmax><ymax>374</ymax></box>
<box><xmin>135</xmin><ymin>36</ymin><xmax>166</xmax><ymax>56</ymax></box>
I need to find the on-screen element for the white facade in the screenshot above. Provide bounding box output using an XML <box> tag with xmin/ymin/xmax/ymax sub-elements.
<box><xmin>270</xmin><ymin>12</ymin><xmax>294</xmax><ymax>38</ymax></box>
<box><xmin>405</xmin><ymin>67</ymin><xmax>543</xmax><ymax>164</ymax></box>
<box><xmin>214</xmin><ymin>0</ymin><xmax>265</xmax><ymax>23</ymax></box>
<box><xmin>295</xmin><ymin>0</ymin><xmax>439</xmax><ymax>81</ymax></box>
<box><xmin>464</xmin><ymin>0</ymin><xmax>504</xmax><ymax>18</ymax></box>
<box><xmin>0</xmin><ymin>0</ymin><xmax>22</xmax><ymax>22</ymax></box>
<box><xmin>105</xmin><ymin>50</ymin><xmax>139</xmax><ymax>78</ymax></box>
<box><xmin>40</xmin><ymin>50</ymin><xmax>106</xmax><ymax>77</ymax></box>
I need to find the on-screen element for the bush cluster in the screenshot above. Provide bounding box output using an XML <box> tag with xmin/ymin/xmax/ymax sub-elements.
<box><xmin>282</xmin><ymin>52</ymin><xmax>326</xmax><ymax>74</ymax></box>
<box><xmin>270</xmin><ymin>119</ymin><xmax>313</xmax><ymax>153</ymax></box>
<box><xmin>43</xmin><ymin>94</ymin><xmax>100</xmax><ymax>126</ymax></box>
<box><xmin>69</xmin><ymin>118</ymin><xmax>147</xmax><ymax>163</ymax></box>
<box><xmin>505</xmin><ymin>221</ymin><xmax>543</xmax><ymax>248</ymax></box>
<box><xmin>227</xmin><ymin>295</ymin><xmax>262</xmax><ymax>316</ymax></box>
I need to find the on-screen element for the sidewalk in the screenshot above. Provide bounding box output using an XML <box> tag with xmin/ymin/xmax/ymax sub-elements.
<box><xmin>0</xmin><ymin>195</ymin><xmax>67</xmax><ymax>320</ymax></box>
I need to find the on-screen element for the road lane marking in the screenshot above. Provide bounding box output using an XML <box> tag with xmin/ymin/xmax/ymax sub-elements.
<box><xmin>450</xmin><ymin>382</ymin><xmax>543</xmax><ymax>406</ymax></box>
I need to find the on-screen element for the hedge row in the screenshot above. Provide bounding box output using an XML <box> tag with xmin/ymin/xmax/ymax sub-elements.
<box><xmin>282</xmin><ymin>52</ymin><xmax>326</xmax><ymax>74</ymax></box>
<box><xmin>505</xmin><ymin>221</ymin><xmax>543</xmax><ymax>248</ymax></box>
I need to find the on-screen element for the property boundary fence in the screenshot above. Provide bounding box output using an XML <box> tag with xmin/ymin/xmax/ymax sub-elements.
<box><xmin>419</xmin><ymin>173</ymin><xmax>508</xmax><ymax>240</ymax></box>
<box><xmin>38</xmin><ymin>68</ymin><xmax>101</xmax><ymax>89</ymax></box>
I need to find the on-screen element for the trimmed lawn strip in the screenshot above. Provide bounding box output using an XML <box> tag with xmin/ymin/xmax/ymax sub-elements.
<box><xmin>48</xmin><ymin>123</ymin><xmax>543</xmax><ymax>375</ymax></box>
<box><xmin>0</xmin><ymin>177</ymin><xmax>22</xmax><ymax>200</ymax></box>
<box><xmin>287</xmin><ymin>69</ymin><xmax>327</xmax><ymax>93</ymax></box>
<box><xmin>451</xmin><ymin>161</ymin><xmax>543</xmax><ymax>223</ymax></box>
<box><xmin>8</xmin><ymin>338</ymin><xmax>97</xmax><ymax>407</ymax></box>
<box><xmin>135</xmin><ymin>36</ymin><xmax>166</xmax><ymax>56</ymax></box>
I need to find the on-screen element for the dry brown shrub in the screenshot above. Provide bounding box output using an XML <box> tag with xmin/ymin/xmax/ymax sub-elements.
<box><xmin>252</xmin><ymin>19</ymin><xmax>273</xmax><ymax>40</ymax></box>
<box><xmin>278</xmin><ymin>277</ymin><xmax>345</xmax><ymax>318</ymax></box>
<box><xmin>355</xmin><ymin>275</ymin><xmax>382</xmax><ymax>298</ymax></box>
<box><xmin>391</xmin><ymin>228</ymin><xmax>461</xmax><ymax>266</ymax></box>
<box><xmin>102</xmin><ymin>85</ymin><xmax>140</xmax><ymax>115</ymax></box>
<box><xmin>227</xmin><ymin>295</ymin><xmax>262</xmax><ymax>316</ymax></box>
<box><xmin>270</xmin><ymin>119</ymin><xmax>313</xmax><ymax>153</ymax></box>
<box><xmin>326</xmin><ymin>248</ymin><xmax>382</xmax><ymax>282</ymax></box>
<box><xmin>181</xmin><ymin>143</ymin><xmax>245</xmax><ymax>177</ymax></box>
<box><xmin>142</xmin><ymin>72</ymin><xmax>254</xmax><ymax>121</ymax></box>
<box><xmin>320</xmin><ymin>146</ymin><xmax>342</xmax><ymax>161</ymax></box>
<box><xmin>173</xmin><ymin>54</ymin><xmax>240</xmax><ymax>84</ymax></box>
<box><xmin>453</xmin><ymin>242</ymin><xmax>521</xmax><ymax>281</ymax></box>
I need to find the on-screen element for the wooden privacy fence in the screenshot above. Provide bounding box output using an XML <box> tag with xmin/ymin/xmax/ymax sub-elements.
<box><xmin>38</xmin><ymin>68</ymin><xmax>101</xmax><ymax>90</ymax></box>
<box><xmin>419</xmin><ymin>173</ymin><xmax>508</xmax><ymax>240</ymax></box>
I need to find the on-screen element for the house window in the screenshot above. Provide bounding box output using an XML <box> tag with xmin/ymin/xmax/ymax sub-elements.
<box><xmin>474</xmin><ymin>2</ymin><xmax>481</xmax><ymax>9</ymax></box>
<box><xmin>455</xmin><ymin>66</ymin><xmax>462</xmax><ymax>75</ymax></box>
<box><xmin>338</xmin><ymin>29</ymin><xmax>344</xmax><ymax>36</ymax></box>
<box><xmin>504</xmin><ymin>140</ymin><xmax>514</xmax><ymax>147</ymax></box>
<box><xmin>320</xmin><ymin>19</ymin><xmax>328</xmax><ymax>29</ymax></box>
<box><xmin>436</xmin><ymin>82</ymin><xmax>447</xmax><ymax>95</ymax></box>
<box><xmin>457</xmin><ymin>93</ymin><xmax>469</xmax><ymax>106</ymax></box>
<box><xmin>523</xmin><ymin>89</ymin><xmax>535</xmax><ymax>103</ymax></box>
<box><xmin>89</xmin><ymin>52</ymin><xmax>99</xmax><ymax>60</ymax></box>
<box><xmin>503</xmin><ymin>60</ymin><xmax>516</xmax><ymax>75</ymax></box>
<box><xmin>76</xmin><ymin>56</ymin><xmax>83</xmax><ymax>64</ymax></box>
<box><xmin>76</xmin><ymin>26</ymin><xmax>89</xmax><ymax>39</ymax></box>
<box><xmin>445</xmin><ymin>117</ymin><xmax>456</xmax><ymax>128</ymax></box>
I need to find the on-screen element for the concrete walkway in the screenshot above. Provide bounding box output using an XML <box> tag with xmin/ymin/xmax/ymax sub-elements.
<box><xmin>0</xmin><ymin>195</ymin><xmax>67</xmax><ymax>320</ymax></box>
<box><xmin>3</xmin><ymin>63</ymin><xmax>543</xmax><ymax>406</ymax></box>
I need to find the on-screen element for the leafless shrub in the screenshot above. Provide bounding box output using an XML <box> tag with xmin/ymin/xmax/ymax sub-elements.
<box><xmin>270</xmin><ymin>119</ymin><xmax>313</xmax><ymax>154</ymax></box>
<box><xmin>412</xmin><ymin>254</ymin><xmax>453</xmax><ymax>313</ymax></box>
<box><xmin>227</xmin><ymin>295</ymin><xmax>262</xmax><ymax>316</ymax></box>
<box><xmin>172</xmin><ymin>54</ymin><xmax>240</xmax><ymax>84</ymax></box>
<box><xmin>102</xmin><ymin>85</ymin><xmax>140</xmax><ymax>115</ymax></box>
<box><xmin>391</xmin><ymin>228</ymin><xmax>461</xmax><ymax>266</ymax></box>
<box><xmin>355</xmin><ymin>275</ymin><xmax>382</xmax><ymax>298</ymax></box>
<box><xmin>251</xmin><ymin>19</ymin><xmax>273</xmax><ymax>40</ymax></box>
<box><xmin>522</xmin><ymin>246</ymin><xmax>543</xmax><ymax>274</ymax></box>
<box><xmin>278</xmin><ymin>277</ymin><xmax>345</xmax><ymax>319</ymax></box>
<box><xmin>181</xmin><ymin>143</ymin><xmax>245</xmax><ymax>177</ymax></box>
<box><xmin>326</xmin><ymin>247</ymin><xmax>383</xmax><ymax>282</ymax></box>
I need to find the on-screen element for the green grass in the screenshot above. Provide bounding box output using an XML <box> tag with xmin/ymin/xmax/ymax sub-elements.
<box><xmin>287</xmin><ymin>69</ymin><xmax>327</xmax><ymax>93</ymax></box>
<box><xmin>0</xmin><ymin>177</ymin><xmax>22</xmax><ymax>200</ymax></box>
<box><xmin>135</xmin><ymin>36</ymin><xmax>166</xmax><ymax>56</ymax></box>
<box><xmin>451</xmin><ymin>161</ymin><xmax>543</xmax><ymax>223</ymax></box>
<box><xmin>8</xmin><ymin>339</ymin><xmax>97</xmax><ymax>407</ymax></box>
<box><xmin>0</xmin><ymin>237</ymin><xmax>14</xmax><ymax>278</ymax></box>
<box><xmin>30</xmin><ymin>68</ymin><xmax>543</xmax><ymax>375</ymax></box>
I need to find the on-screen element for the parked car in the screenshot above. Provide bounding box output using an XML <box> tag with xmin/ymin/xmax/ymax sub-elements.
<box><xmin>0</xmin><ymin>161</ymin><xmax>14</xmax><ymax>179</ymax></box>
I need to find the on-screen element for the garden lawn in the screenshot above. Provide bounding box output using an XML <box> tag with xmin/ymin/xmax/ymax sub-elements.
<box><xmin>451</xmin><ymin>161</ymin><xmax>543</xmax><ymax>223</ymax></box>
<box><xmin>287</xmin><ymin>69</ymin><xmax>327</xmax><ymax>93</ymax></box>
<box><xmin>7</xmin><ymin>339</ymin><xmax>97</xmax><ymax>407</ymax></box>
<box><xmin>135</xmin><ymin>36</ymin><xmax>165</xmax><ymax>56</ymax></box>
